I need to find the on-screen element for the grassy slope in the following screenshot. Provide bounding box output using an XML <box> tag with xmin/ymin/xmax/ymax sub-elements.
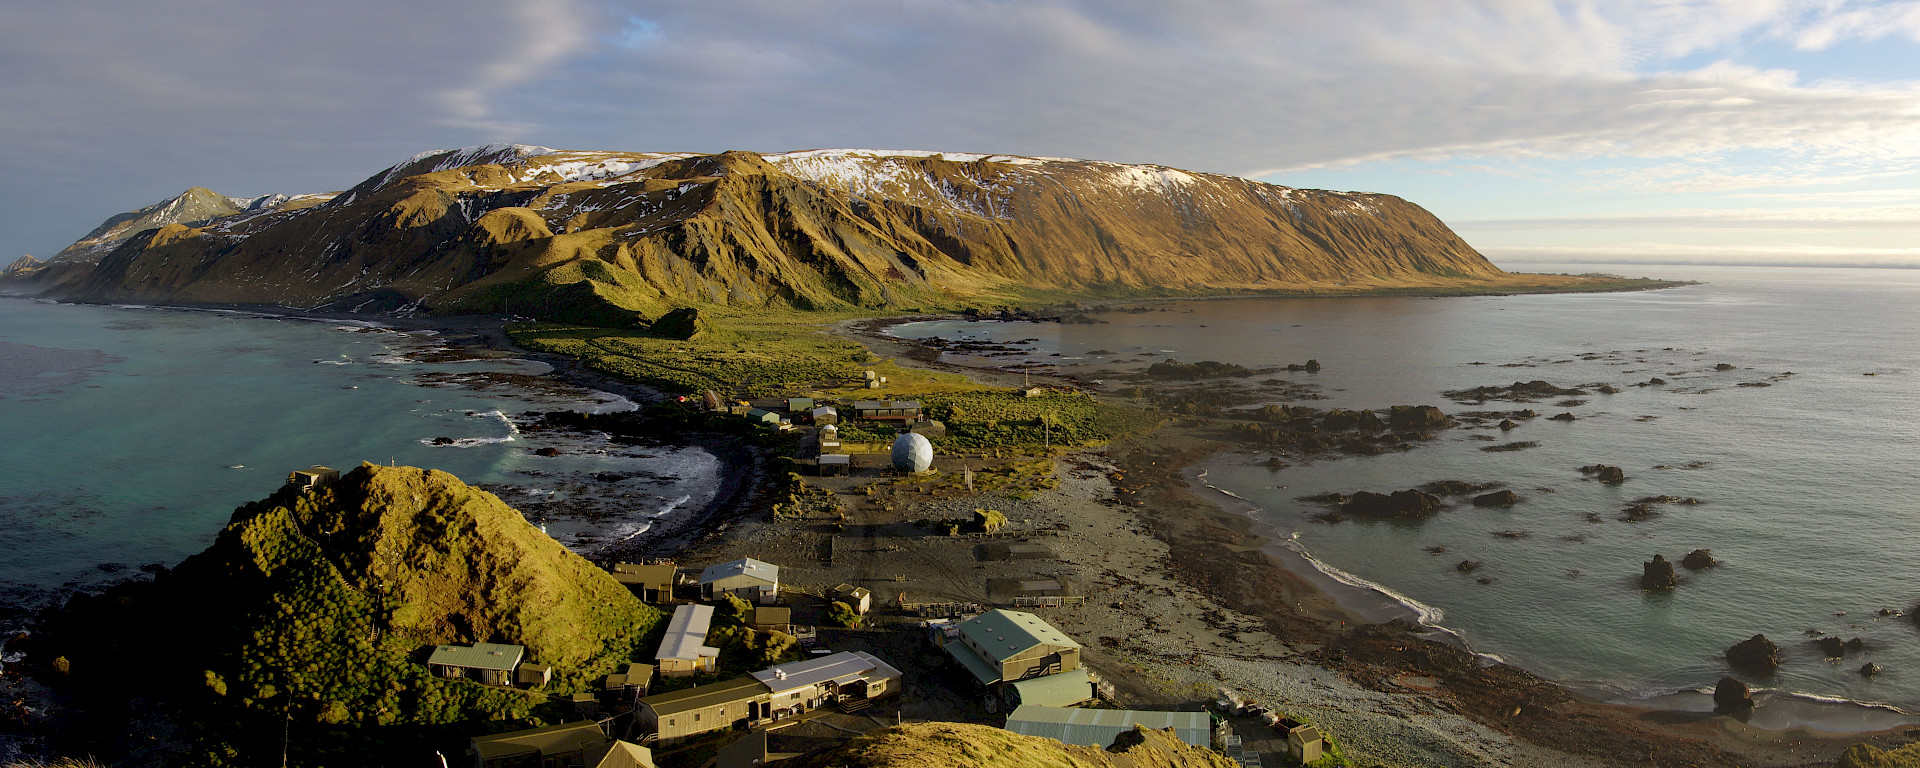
<box><xmin>784</xmin><ymin>722</ymin><xmax>1236</xmax><ymax>768</ymax></box>
<box><xmin>1837</xmin><ymin>742</ymin><xmax>1920</xmax><ymax>768</ymax></box>
<box><xmin>61</xmin><ymin>464</ymin><xmax>662</xmax><ymax>728</ymax></box>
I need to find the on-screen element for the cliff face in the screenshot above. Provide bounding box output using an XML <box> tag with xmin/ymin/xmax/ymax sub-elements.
<box><xmin>49</xmin><ymin>463</ymin><xmax>661</xmax><ymax>726</ymax></box>
<box><xmin>43</xmin><ymin>146</ymin><xmax>1505</xmax><ymax>323</ymax></box>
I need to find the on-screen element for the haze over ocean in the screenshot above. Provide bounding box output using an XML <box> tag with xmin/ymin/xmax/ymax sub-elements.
<box><xmin>892</xmin><ymin>264</ymin><xmax>1920</xmax><ymax>725</ymax></box>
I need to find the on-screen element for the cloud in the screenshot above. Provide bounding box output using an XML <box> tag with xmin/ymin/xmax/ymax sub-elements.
<box><xmin>10</xmin><ymin>0</ymin><xmax>1920</xmax><ymax>262</ymax></box>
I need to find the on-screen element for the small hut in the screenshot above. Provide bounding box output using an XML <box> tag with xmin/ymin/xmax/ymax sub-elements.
<box><xmin>818</xmin><ymin>454</ymin><xmax>851</xmax><ymax>476</ymax></box>
<box><xmin>287</xmin><ymin>466</ymin><xmax>339</xmax><ymax>489</ymax></box>
<box><xmin>831</xmin><ymin>583</ymin><xmax>872</xmax><ymax>614</ymax></box>
<box><xmin>812</xmin><ymin>406</ymin><xmax>839</xmax><ymax>426</ymax></box>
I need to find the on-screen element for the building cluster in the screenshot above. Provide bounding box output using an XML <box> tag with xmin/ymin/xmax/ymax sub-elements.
<box><xmin>634</xmin><ymin>650</ymin><xmax>905</xmax><ymax>743</ymax></box>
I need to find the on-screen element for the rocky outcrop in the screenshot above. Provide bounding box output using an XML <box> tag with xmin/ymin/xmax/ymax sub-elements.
<box><xmin>1581</xmin><ymin>464</ymin><xmax>1627</xmax><ymax>483</ymax></box>
<box><xmin>1641</xmin><ymin>555</ymin><xmax>1678</xmax><ymax>590</ymax></box>
<box><xmin>1444</xmin><ymin>380</ymin><xmax>1588</xmax><ymax>403</ymax></box>
<box><xmin>1814</xmin><ymin>637</ymin><xmax>1866</xmax><ymax>658</ymax></box>
<box><xmin>1713</xmin><ymin>676</ymin><xmax>1753</xmax><ymax>714</ymax></box>
<box><xmin>40</xmin><ymin>147</ymin><xmax>1517</xmax><ymax>322</ymax></box>
<box><xmin>1472</xmin><ymin>490</ymin><xmax>1520</xmax><ymax>507</ymax></box>
<box><xmin>1388</xmin><ymin>405</ymin><xmax>1452</xmax><ymax>431</ymax></box>
<box><xmin>1344</xmin><ymin>489</ymin><xmax>1444</xmax><ymax>519</ymax></box>
<box><xmin>1861</xmin><ymin>662</ymin><xmax>1882</xmax><ymax>678</ymax></box>
<box><xmin>1681</xmin><ymin>549</ymin><xmax>1717</xmax><ymax>570</ymax></box>
<box><xmin>1727</xmin><ymin>634</ymin><xmax>1781</xmax><ymax>675</ymax></box>
<box><xmin>1419</xmin><ymin>480</ymin><xmax>1501</xmax><ymax>496</ymax></box>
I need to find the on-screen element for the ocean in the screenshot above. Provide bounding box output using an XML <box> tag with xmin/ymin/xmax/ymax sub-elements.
<box><xmin>888</xmin><ymin>264</ymin><xmax>1920</xmax><ymax>728</ymax></box>
<box><xmin>0</xmin><ymin>297</ymin><xmax>720</xmax><ymax>626</ymax></box>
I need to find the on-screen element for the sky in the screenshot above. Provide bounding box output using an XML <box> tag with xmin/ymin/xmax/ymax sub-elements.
<box><xmin>6</xmin><ymin>0</ymin><xmax>1920</xmax><ymax>269</ymax></box>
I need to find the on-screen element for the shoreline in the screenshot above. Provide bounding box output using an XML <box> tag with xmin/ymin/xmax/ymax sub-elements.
<box><xmin>1189</xmin><ymin>450</ymin><xmax>1920</xmax><ymax>736</ymax></box>
<box><xmin>846</xmin><ymin>310</ymin><xmax>1920</xmax><ymax>765</ymax></box>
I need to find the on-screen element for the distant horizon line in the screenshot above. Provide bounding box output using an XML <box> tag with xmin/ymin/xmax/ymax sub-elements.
<box><xmin>1494</xmin><ymin>259</ymin><xmax>1920</xmax><ymax>271</ymax></box>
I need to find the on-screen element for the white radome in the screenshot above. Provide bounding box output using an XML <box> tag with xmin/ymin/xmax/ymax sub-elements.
<box><xmin>891</xmin><ymin>433</ymin><xmax>934</xmax><ymax>473</ymax></box>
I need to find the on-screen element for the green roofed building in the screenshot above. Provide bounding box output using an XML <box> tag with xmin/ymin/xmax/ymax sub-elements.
<box><xmin>942</xmin><ymin>609</ymin><xmax>1081</xmax><ymax>687</ymax></box>
<box><xmin>744</xmin><ymin>408</ymin><xmax>781</xmax><ymax>425</ymax></box>
<box><xmin>1006</xmin><ymin>668</ymin><xmax>1095</xmax><ymax>708</ymax></box>
<box><xmin>1002</xmin><ymin>704</ymin><xmax>1211</xmax><ymax>749</ymax></box>
<box><xmin>429</xmin><ymin>642</ymin><xmax>524</xmax><ymax>686</ymax></box>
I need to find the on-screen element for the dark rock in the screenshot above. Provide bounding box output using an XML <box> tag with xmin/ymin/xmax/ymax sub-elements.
<box><xmin>1861</xmin><ymin>662</ymin><xmax>1882</xmax><ymax>678</ymax></box>
<box><xmin>1343</xmin><ymin>489</ymin><xmax>1445</xmax><ymax>519</ymax></box>
<box><xmin>1389</xmin><ymin>405</ymin><xmax>1452</xmax><ymax>431</ymax></box>
<box><xmin>1815</xmin><ymin>637</ymin><xmax>1847</xmax><ymax>657</ymax></box>
<box><xmin>649</xmin><ymin>306</ymin><xmax>710</xmax><ymax>339</ymax></box>
<box><xmin>1715</xmin><ymin>363</ymin><xmax>1737</xmax><ymax>371</ymax></box>
<box><xmin>1498</xmin><ymin>419</ymin><xmax>1519</xmax><ymax>430</ymax></box>
<box><xmin>1547</xmin><ymin>412</ymin><xmax>1577</xmax><ymax>422</ymax></box>
<box><xmin>1476</xmin><ymin>577</ymin><xmax>1495</xmax><ymax>585</ymax></box>
<box><xmin>1641</xmin><ymin>555</ymin><xmax>1678</xmax><ymax>590</ymax></box>
<box><xmin>1681</xmin><ymin>549</ymin><xmax>1717</xmax><ymax>570</ymax></box>
<box><xmin>1727</xmin><ymin>634</ymin><xmax>1781</xmax><ymax>675</ymax></box>
<box><xmin>1619</xmin><ymin>503</ymin><xmax>1659</xmax><ymax>522</ymax></box>
<box><xmin>1424</xmin><ymin>546</ymin><xmax>1447</xmax><ymax>554</ymax></box>
<box><xmin>1473</xmin><ymin>490</ymin><xmax>1520</xmax><ymax>507</ymax></box>
<box><xmin>1353</xmin><ymin>410</ymin><xmax>1386</xmax><ymax>431</ymax></box>
<box><xmin>432</xmin><ymin>436</ymin><xmax>455</xmax><ymax>445</ymax></box>
<box><xmin>1420</xmin><ymin>480</ymin><xmax>1497</xmax><ymax>496</ymax></box>
<box><xmin>1713</xmin><ymin>677</ymin><xmax>1754</xmax><ymax>713</ymax></box>
<box><xmin>1297</xmin><ymin>492</ymin><xmax>1349</xmax><ymax>505</ymax></box>
<box><xmin>533</xmin><ymin>447</ymin><xmax>562</xmax><ymax>457</ymax></box>
<box><xmin>1262</xmin><ymin>457</ymin><xmax>1288</xmax><ymax>470</ymax></box>
<box><xmin>1286</xmin><ymin>359</ymin><xmax>1322</xmax><ymax>372</ymax></box>
<box><xmin>1581</xmin><ymin>464</ymin><xmax>1627</xmax><ymax>483</ymax></box>
<box><xmin>1321</xmin><ymin>409</ymin><xmax>1362</xmax><ymax>430</ymax></box>
<box><xmin>1457</xmin><ymin>560</ymin><xmax>1481</xmax><ymax>573</ymax></box>
<box><xmin>1596</xmin><ymin>385</ymin><xmax>1621</xmax><ymax>394</ymax></box>
<box><xmin>1492</xmin><ymin>530</ymin><xmax>1529</xmax><ymax>539</ymax></box>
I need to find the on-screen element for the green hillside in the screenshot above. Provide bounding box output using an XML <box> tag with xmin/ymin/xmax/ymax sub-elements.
<box><xmin>49</xmin><ymin>463</ymin><xmax>661</xmax><ymax>727</ymax></box>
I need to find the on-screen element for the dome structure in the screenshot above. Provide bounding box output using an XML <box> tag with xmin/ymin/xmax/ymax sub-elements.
<box><xmin>891</xmin><ymin>433</ymin><xmax>934</xmax><ymax>473</ymax></box>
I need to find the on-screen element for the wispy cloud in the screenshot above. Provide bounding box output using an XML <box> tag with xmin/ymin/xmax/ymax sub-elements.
<box><xmin>9</xmin><ymin>0</ymin><xmax>1920</xmax><ymax>265</ymax></box>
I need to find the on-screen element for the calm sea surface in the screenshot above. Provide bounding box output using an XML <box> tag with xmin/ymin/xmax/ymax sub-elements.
<box><xmin>0</xmin><ymin>298</ymin><xmax>718</xmax><ymax>624</ymax></box>
<box><xmin>892</xmin><ymin>265</ymin><xmax>1920</xmax><ymax>724</ymax></box>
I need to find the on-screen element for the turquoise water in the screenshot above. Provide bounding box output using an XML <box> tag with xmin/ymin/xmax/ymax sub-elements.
<box><xmin>891</xmin><ymin>265</ymin><xmax>1920</xmax><ymax>720</ymax></box>
<box><xmin>0</xmin><ymin>298</ymin><xmax>718</xmax><ymax>622</ymax></box>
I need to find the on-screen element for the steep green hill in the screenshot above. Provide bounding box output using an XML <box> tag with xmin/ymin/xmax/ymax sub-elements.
<box><xmin>49</xmin><ymin>463</ymin><xmax>660</xmax><ymax>727</ymax></box>
<box><xmin>34</xmin><ymin>146</ymin><xmax>1541</xmax><ymax>324</ymax></box>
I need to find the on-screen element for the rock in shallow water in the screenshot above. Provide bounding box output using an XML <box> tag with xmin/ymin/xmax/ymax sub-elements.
<box><xmin>1681</xmin><ymin>549</ymin><xmax>1717</xmax><ymax>570</ymax></box>
<box><xmin>1727</xmin><ymin>634</ymin><xmax>1781</xmax><ymax>675</ymax></box>
<box><xmin>1713</xmin><ymin>676</ymin><xmax>1754</xmax><ymax>713</ymax></box>
<box><xmin>1472</xmin><ymin>490</ymin><xmax>1519</xmax><ymax>507</ymax></box>
<box><xmin>1641</xmin><ymin>555</ymin><xmax>1678</xmax><ymax>590</ymax></box>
